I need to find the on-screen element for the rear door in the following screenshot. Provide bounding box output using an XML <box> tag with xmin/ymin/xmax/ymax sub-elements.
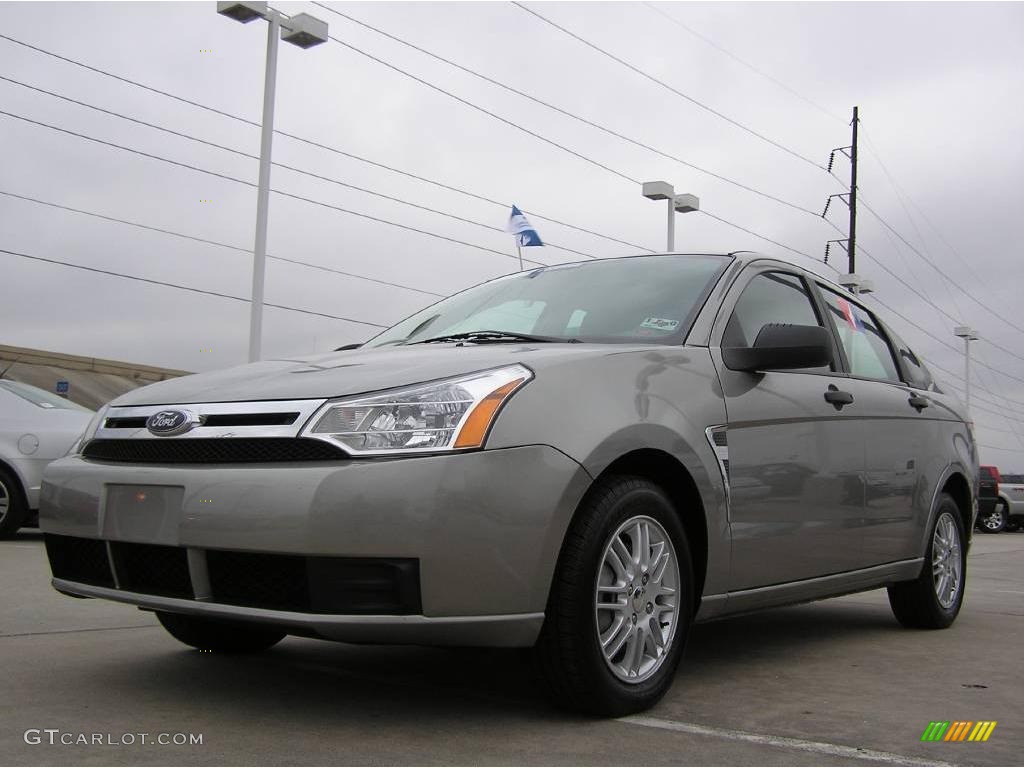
<box><xmin>710</xmin><ymin>266</ymin><xmax>866</xmax><ymax>590</ymax></box>
<box><xmin>814</xmin><ymin>285</ymin><xmax>938</xmax><ymax>565</ymax></box>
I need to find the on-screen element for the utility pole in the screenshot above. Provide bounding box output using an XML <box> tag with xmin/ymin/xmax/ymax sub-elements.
<box><xmin>822</xmin><ymin>105</ymin><xmax>860</xmax><ymax>274</ymax></box>
<box><xmin>848</xmin><ymin>106</ymin><xmax>859</xmax><ymax>274</ymax></box>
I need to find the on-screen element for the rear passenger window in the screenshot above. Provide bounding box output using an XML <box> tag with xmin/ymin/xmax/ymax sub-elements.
<box><xmin>888</xmin><ymin>331</ymin><xmax>934</xmax><ymax>390</ymax></box>
<box><xmin>818</xmin><ymin>288</ymin><xmax>900</xmax><ymax>382</ymax></box>
<box><xmin>724</xmin><ymin>272</ymin><xmax>831</xmax><ymax>373</ymax></box>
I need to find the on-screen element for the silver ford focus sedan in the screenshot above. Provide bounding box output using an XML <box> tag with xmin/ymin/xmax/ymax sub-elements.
<box><xmin>40</xmin><ymin>253</ymin><xmax>976</xmax><ymax>715</ymax></box>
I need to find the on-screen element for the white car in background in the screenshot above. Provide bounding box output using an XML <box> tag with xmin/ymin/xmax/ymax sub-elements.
<box><xmin>997</xmin><ymin>473</ymin><xmax>1024</xmax><ymax>532</ymax></box>
<box><xmin>0</xmin><ymin>379</ymin><xmax>94</xmax><ymax>537</ymax></box>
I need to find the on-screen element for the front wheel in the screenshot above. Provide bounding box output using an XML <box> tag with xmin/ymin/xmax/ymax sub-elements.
<box><xmin>978</xmin><ymin>502</ymin><xmax>1007</xmax><ymax>533</ymax></box>
<box><xmin>535</xmin><ymin>476</ymin><xmax>693</xmax><ymax>716</ymax></box>
<box><xmin>156</xmin><ymin>611</ymin><xmax>286</xmax><ymax>653</ymax></box>
<box><xmin>888</xmin><ymin>494</ymin><xmax>966</xmax><ymax>629</ymax></box>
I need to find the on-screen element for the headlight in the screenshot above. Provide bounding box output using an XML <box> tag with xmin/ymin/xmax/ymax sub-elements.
<box><xmin>302</xmin><ymin>365</ymin><xmax>532</xmax><ymax>456</ymax></box>
<box><xmin>66</xmin><ymin>405</ymin><xmax>108</xmax><ymax>456</ymax></box>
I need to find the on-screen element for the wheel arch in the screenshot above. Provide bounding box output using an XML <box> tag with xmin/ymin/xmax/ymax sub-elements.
<box><xmin>588</xmin><ymin>448</ymin><xmax>710</xmax><ymax>611</ymax></box>
<box><xmin>939</xmin><ymin>470</ymin><xmax>973</xmax><ymax>544</ymax></box>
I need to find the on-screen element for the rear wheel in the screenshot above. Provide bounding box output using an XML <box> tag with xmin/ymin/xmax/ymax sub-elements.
<box><xmin>978</xmin><ymin>502</ymin><xmax>1007</xmax><ymax>534</ymax></box>
<box><xmin>156</xmin><ymin>611</ymin><xmax>286</xmax><ymax>653</ymax></box>
<box><xmin>888</xmin><ymin>494</ymin><xmax>966</xmax><ymax>629</ymax></box>
<box><xmin>535</xmin><ymin>476</ymin><xmax>693</xmax><ymax>716</ymax></box>
<box><xmin>0</xmin><ymin>467</ymin><xmax>28</xmax><ymax>539</ymax></box>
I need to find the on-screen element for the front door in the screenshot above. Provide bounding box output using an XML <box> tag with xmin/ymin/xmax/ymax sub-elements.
<box><xmin>711</xmin><ymin>268</ymin><xmax>866</xmax><ymax>590</ymax></box>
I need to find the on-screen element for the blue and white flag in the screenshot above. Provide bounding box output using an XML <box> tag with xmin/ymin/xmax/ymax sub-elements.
<box><xmin>507</xmin><ymin>205</ymin><xmax>543</xmax><ymax>247</ymax></box>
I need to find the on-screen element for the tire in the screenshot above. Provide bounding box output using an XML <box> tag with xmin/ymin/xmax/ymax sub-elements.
<box><xmin>978</xmin><ymin>501</ymin><xmax>1007</xmax><ymax>534</ymax></box>
<box><xmin>156</xmin><ymin>611</ymin><xmax>286</xmax><ymax>653</ymax></box>
<box><xmin>535</xmin><ymin>476</ymin><xmax>694</xmax><ymax>716</ymax></box>
<box><xmin>888</xmin><ymin>493</ymin><xmax>966</xmax><ymax>629</ymax></box>
<box><xmin>0</xmin><ymin>466</ymin><xmax>28</xmax><ymax>539</ymax></box>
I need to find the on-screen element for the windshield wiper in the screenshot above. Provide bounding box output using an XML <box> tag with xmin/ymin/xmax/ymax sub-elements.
<box><xmin>409</xmin><ymin>330</ymin><xmax>572</xmax><ymax>345</ymax></box>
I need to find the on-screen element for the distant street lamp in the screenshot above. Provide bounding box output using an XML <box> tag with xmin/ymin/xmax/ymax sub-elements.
<box><xmin>641</xmin><ymin>181</ymin><xmax>699</xmax><ymax>252</ymax></box>
<box><xmin>216</xmin><ymin>2</ymin><xmax>328</xmax><ymax>362</ymax></box>
<box><xmin>954</xmin><ymin>326</ymin><xmax>979</xmax><ymax>422</ymax></box>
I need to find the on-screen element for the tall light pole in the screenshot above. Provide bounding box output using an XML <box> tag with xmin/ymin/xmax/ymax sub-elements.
<box><xmin>954</xmin><ymin>326</ymin><xmax>979</xmax><ymax>422</ymax></box>
<box><xmin>216</xmin><ymin>2</ymin><xmax>328</xmax><ymax>362</ymax></box>
<box><xmin>642</xmin><ymin>181</ymin><xmax>699</xmax><ymax>252</ymax></box>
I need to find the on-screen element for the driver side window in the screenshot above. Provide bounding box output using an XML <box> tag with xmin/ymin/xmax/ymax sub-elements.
<box><xmin>724</xmin><ymin>272</ymin><xmax>831</xmax><ymax>373</ymax></box>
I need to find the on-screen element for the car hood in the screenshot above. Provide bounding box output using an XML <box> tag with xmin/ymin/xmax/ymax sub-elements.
<box><xmin>110</xmin><ymin>343</ymin><xmax>644</xmax><ymax>406</ymax></box>
<box><xmin>1</xmin><ymin>406</ymin><xmax>94</xmax><ymax>433</ymax></box>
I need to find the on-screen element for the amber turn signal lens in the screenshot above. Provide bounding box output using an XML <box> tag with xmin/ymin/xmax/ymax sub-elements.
<box><xmin>453</xmin><ymin>378</ymin><xmax>526</xmax><ymax>449</ymax></box>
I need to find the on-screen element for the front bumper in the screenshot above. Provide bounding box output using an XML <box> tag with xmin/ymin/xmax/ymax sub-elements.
<box><xmin>40</xmin><ymin>445</ymin><xmax>592</xmax><ymax>646</ymax></box>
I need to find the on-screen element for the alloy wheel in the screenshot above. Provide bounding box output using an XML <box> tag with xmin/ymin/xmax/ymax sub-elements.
<box><xmin>0</xmin><ymin>477</ymin><xmax>9</xmax><ymax>524</ymax></box>
<box><xmin>981</xmin><ymin>508</ymin><xmax>1006</xmax><ymax>532</ymax></box>
<box><xmin>932</xmin><ymin>512</ymin><xmax>962</xmax><ymax>609</ymax></box>
<box><xmin>594</xmin><ymin>515</ymin><xmax>680</xmax><ymax>683</ymax></box>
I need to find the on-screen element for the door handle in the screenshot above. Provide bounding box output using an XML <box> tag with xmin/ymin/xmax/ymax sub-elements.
<box><xmin>824</xmin><ymin>384</ymin><xmax>854</xmax><ymax>409</ymax></box>
<box><xmin>908</xmin><ymin>394</ymin><xmax>930</xmax><ymax>411</ymax></box>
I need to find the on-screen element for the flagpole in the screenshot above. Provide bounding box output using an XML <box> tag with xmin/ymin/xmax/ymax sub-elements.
<box><xmin>516</xmin><ymin>242</ymin><xmax>523</xmax><ymax>271</ymax></box>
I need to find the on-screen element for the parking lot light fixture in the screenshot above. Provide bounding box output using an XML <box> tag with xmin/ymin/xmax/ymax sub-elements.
<box><xmin>216</xmin><ymin>1</ymin><xmax>266</xmax><ymax>23</ymax></box>
<box><xmin>642</xmin><ymin>181</ymin><xmax>675</xmax><ymax>252</ymax></box>
<box><xmin>954</xmin><ymin>326</ymin><xmax>979</xmax><ymax>423</ymax></box>
<box><xmin>641</xmin><ymin>182</ymin><xmax>699</xmax><ymax>252</ymax></box>
<box><xmin>216</xmin><ymin>2</ymin><xmax>328</xmax><ymax>362</ymax></box>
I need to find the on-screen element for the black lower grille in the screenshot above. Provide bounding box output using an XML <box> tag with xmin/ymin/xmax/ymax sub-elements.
<box><xmin>82</xmin><ymin>437</ymin><xmax>347</xmax><ymax>464</ymax></box>
<box><xmin>207</xmin><ymin>549</ymin><xmax>421</xmax><ymax>615</ymax></box>
<box><xmin>45</xmin><ymin>534</ymin><xmax>115</xmax><ymax>588</ymax></box>
<box><xmin>43</xmin><ymin>535</ymin><xmax>420</xmax><ymax>615</ymax></box>
<box><xmin>207</xmin><ymin>550</ymin><xmax>309</xmax><ymax>611</ymax></box>
<box><xmin>111</xmin><ymin>541</ymin><xmax>193</xmax><ymax>598</ymax></box>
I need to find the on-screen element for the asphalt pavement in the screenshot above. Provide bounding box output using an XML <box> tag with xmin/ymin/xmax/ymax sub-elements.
<box><xmin>3</xmin><ymin>529</ymin><xmax>1022</xmax><ymax>766</ymax></box>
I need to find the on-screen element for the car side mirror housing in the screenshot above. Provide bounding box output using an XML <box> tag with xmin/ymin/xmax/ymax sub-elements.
<box><xmin>722</xmin><ymin>323</ymin><xmax>833</xmax><ymax>372</ymax></box>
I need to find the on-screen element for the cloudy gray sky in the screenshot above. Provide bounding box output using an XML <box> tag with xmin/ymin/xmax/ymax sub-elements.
<box><xmin>1</xmin><ymin>0</ymin><xmax>1023</xmax><ymax>467</ymax></box>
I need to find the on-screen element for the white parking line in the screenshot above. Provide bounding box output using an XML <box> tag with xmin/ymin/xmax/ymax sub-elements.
<box><xmin>619</xmin><ymin>715</ymin><xmax>952</xmax><ymax>767</ymax></box>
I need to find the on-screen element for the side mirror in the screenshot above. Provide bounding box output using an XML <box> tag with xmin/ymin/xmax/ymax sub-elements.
<box><xmin>723</xmin><ymin>323</ymin><xmax>833</xmax><ymax>372</ymax></box>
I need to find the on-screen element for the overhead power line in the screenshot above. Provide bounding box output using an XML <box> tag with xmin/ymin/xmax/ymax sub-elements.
<box><xmin>0</xmin><ymin>75</ymin><xmax>594</xmax><ymax>261</ymax></box>
<box><xmin>0</xmin><ymin>109</ymin><xmax>547</xmax><ymax>268</ymax></box>
<box><xmin>0</xmin><ymin>32</ymin><xmax>647</xmax><ymax>253</ymax></box>
<box><xmin>510</xmin><ymin>1</ymin><xmax>827</xmax><ymax>171</ymax></box>
<box><xmin>859</xmin><ymin>195</ymin><xmax>1024</xmax><ymax>337</ymax></box>
<box><xmin>868</xmin><ymin>293</ymin><xmax>1024</xmax><ymax>388</ymax></box>
<box><xmin>312</xmin><ymin>2</ymin><xmax>822</xmax><ymax>219</ymax></box>
<box><xmin>928</xmin><ymin>358</ymin><xmax>1024</xmax><ymax>415</ymax></box>
<box><xmin>861</xmin><ymin>126</ymin><xmax>1007</xmax><ymax>301</ymax></box>
<box><xmin>699</xmin><ymin>210</ymin><xmax>837</xmax><ymax>274</ymax></box>
<box><xmin>319</xmin><ymin>33</ymin><xmax>637</xmax><ymax>185</ymax></box>
<box><xmin>0</xmin><ymin>190</ymin><xmax>445</xmax><ymax>298</ymax></box>
<box><xmin>859</xmin><ymin>241</ymin><xmax>1024</xmax><ymax>368</ymax></box>
<box><xmin>641</xmin><ymin>2</ymin><xmax>847</xmax><ymax>124</ymax></box>
<box><xmin>971</xmin><ymin>345</ymin><xmax>1024</xmax><ymax>450</ymax></box>
<box><xmin>318</xmin><ymin>31</ymin><xmax>841</xmax><ymax>259</ymax></box>
<box><xmin>0</xmin><ymin>247</ymin><xmax>387</xmax><ymax>328</ymax></box>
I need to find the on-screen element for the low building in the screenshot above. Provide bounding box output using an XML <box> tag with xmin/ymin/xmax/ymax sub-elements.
<box><xmin>0</xmin><ymin>344</ymin><xmax>190</xmax><ymax>410</ymax></box>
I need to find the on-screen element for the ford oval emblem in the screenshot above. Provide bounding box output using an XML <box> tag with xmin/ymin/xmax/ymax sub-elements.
<box><xmin>146</xmin><ymin>409</ymin><xmax>196</xmax><ymax>437</ymax></box>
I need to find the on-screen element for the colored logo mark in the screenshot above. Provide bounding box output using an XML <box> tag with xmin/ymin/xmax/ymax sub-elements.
<box><xmin>920</xmin><ymin>721</ymin><xmax>996</xmax><ymax>742</ymax></box>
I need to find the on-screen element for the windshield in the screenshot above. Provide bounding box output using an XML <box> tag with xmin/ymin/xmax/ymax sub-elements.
<box><xmin>367</xmin><ymin>254</ymin><xmax>731</xmax><ymax>347</ymax></box>
<box><xmin>0</xmin><ymin>379</ymin><xmax>93</xmax><ymax>411</ymax></box>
